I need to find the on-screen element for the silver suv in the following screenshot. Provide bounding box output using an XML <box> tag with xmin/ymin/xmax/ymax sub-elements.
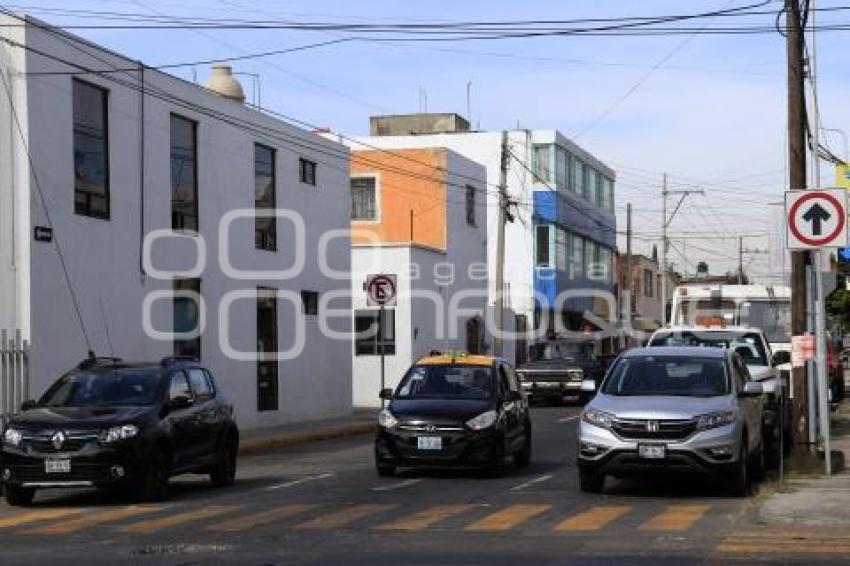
<box><xmin>577</xmin><ymin>347</ymin><xmax>764</xmax><ymax>496</ymax></box>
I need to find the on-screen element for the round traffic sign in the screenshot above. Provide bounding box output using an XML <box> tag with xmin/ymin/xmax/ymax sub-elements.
<box><xmin>788</xmin><ymin>191</ymin><xmax>847</xmax><ymax>247</ymax></box>
<box><xmin>367</xmin><ymin>274</ymin><xmax>397</xmax><ymax>305</ymax></box>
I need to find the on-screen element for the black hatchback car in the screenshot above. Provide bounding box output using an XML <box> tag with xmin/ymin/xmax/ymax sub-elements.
<box><xmin>374</xmin><ymin>353</ymin><xmax>532</xmax><ymax>476</ymax></box>
<box><xmin>0</xmin><ymin>356</ymin><xmax>239</xmax><ymax>506</ymax></box>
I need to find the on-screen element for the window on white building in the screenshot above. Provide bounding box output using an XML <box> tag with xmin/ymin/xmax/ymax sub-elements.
<box><xmin>351</xmin><ymin>176</ymin><xmax>377</xmax><ymax>221</ymax></box>
<box><xmin>556</xmin><ymin>147</ymin><xmax>568</xmax><ymax>191</ymax></box>
<box><xmin>355</xmin><ymin>309</ymin><xmax>395</xmax><ymax>355</ymax></box>
<box><xmin>254</xmin><ymin>143</ymin><xmax>276</xmax><ymax>251</ymax></box>
<box><xmin>73</xmin><ymin>79</ymin><xmax>110</xmax><ymax>219</ymax></box>
<box><xmin>299</xmin><ymin>157</ymin><xmax>317</xmax><ymax>186</ymax></box>
<box><xmin>170</xmin><ymin>114</ymin><xmax>198</xmax><ymax>232</ymax></box>
<box><xmin>257</xmin><ymin>287</ymin><xmax>278</xmax><ymax>411</ymax></box>
<box><xmin>173</xmin><ymin>278</ymin><xmax>201</xmax><ymax>360</ymax></box>
<box><xmin>465</xmin><ymin>184</ymin><xmax>476</xmax><ymax>226</ymax></box>
<box><xmin>533</xmin><ymin>144</ymin><xmax>553</xmax><ymax>184</ymax></box>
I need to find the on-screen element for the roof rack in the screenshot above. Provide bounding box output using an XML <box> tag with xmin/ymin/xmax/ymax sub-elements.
<box><xmin>77</xmin><ymin>356</ymin><xmax>123</xmax><ymax>370</ymax></box>
<box><xmin>160</xmin><ymin>355</ymin><xmax>199</xmax><ymax>367</ymax></box>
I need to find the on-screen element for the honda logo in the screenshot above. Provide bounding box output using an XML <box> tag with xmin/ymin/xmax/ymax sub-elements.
<box><xmin>51</xmin><ymin>431</ymin><xmax>66</xmax><ymax>451</ymax></box>
<box><xmin>645</xmin><ymin>420</ymin><xmax>659</xmax><ymax>433</ymax></box>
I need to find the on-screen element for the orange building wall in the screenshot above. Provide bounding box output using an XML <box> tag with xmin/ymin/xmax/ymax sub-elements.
<box><xmin>350</xmin><ymin>148</ymin><xmax>447</xmax><ymax>250</ymax></box>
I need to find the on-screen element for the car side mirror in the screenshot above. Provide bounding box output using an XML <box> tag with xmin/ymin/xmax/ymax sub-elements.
<box><xmin>169</xmin><ymin>395</ymin><xmax>193</xmax><ymax>410</ymax></box>
<box><xmin>20</xmin><ymin>400</ymin><xmax>37</xmax><ymax>412</ymax></box>
<box><xmin>580</xmin><ymin>379</ymin><xmax>597</xmax><ymax>393</ymax></box>
<box><xmin>772</xmin><ymin>351</ymin><xmax>791</xmax><ymax>367</ymax></box>
<box><xmin>379</xmin><ymin>388</ymin><xmax>393</xmax><ymax>400</ymax></box>
<box><xmin>740</xmin><ymin>382</ymin><xmax>764</xmax><ymax>397</ymax></box>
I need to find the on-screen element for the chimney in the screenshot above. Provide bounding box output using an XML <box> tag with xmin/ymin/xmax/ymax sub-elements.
<box><xmin>203</xmin><ymin>63</ymin><xmax>245</xmax><ymax>103</ymax></box>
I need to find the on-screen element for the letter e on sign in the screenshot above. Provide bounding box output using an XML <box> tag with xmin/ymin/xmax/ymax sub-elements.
<box><xmin>367</xmin><ymin>274</ymin><xmax>397</xmax><ymax>307</ymax></box>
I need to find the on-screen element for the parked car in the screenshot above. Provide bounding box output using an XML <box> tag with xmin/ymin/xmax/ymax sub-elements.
<box><xmin>647</xmin><ymin>326</ymin><xmax>789</xmax><ymax>459</ymax></box>
<box><xmin>515</xmin><ymin>340</ymin><xmax>602</xmax><ymax>405</ymax></box>
<box><xmin>0</xmin><ymin>356</ymin><xmax>238</xmax><ymax>506</ymax></box>
<box><xmin>374</xmin><ymin>352</ymin><xmax>532</xmax><ymax>476</ymax></box>
<box><xmin>577</xmin><ymin>347</ymin><xmax>764</xmax><ymax>496</ymax></box>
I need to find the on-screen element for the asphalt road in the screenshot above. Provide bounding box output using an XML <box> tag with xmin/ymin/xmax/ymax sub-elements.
<box><xmin>0</xmin><ymin>406</ymin><xmax>847</xmax><ymax>565</ymax></box>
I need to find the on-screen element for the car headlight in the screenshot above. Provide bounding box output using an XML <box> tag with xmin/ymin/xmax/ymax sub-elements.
<box><xmin>696</xmin><ymin>410</ymin><xmax>736</xmax><ymax>431</ymax></box>
<box><xmin>582</xmin><ymin>409</ymin><xmax>615</xmax><ymax>429</ymax></box>
<box><xmin>99</xmin><ymin>424</ymin><xmax>139</xmax><ymax>444</ymax></box>
<box><xmin>3</xmin><ymin>428</ymin><xmax>22</xmax><ymax>447</ymax></box>
<box><xmin>466</xmin><ymin>410</ymin><xmax>498</xmax><ymax>431</ymax></box>
<box><xmin>377</xmin><ymin>409</ymin><xmax>398</xmax><ymax>429</ymax></box>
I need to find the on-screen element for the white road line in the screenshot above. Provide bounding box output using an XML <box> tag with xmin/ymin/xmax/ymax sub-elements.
<box><xmin>371</xmin><ymin>478</ymin><xmax>423</xmax><ymax>492</ymax></box>
<box><xmin>510</xmin><ymin>474</ymin><xmax>553</xmax><ymax>491</ymax></box>
<box><xmin>266</xmin><ymin>473</ymin><xmax>334</xmax><ymax>491</ymax></box>
<box><xmin>558</xmin><ymin>415</ymin><xmax>579</xmax><ymax>423</ymax></box>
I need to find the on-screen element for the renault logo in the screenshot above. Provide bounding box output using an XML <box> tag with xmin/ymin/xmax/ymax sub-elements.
<box><xmin>51</xmin><ymin>431</ymin><xmax>66</xmax><ymax>451</ymax></box>
<box><xmin>645</xmin><ymin>420</ymin><xmax>659</xmax><ymax>433</ymax></box>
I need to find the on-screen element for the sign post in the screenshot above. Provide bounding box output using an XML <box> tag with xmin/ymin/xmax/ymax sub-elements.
<box><xmin>786</xmin><ymin>189</ymin><xmax>848</xmax><ymax>475</ymax></box>
<box><xmin>367</xmin><ymin>274</ymin><xmax>397</xmax><ymax>408</ymax></box>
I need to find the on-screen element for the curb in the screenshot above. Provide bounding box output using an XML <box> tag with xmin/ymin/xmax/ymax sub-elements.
<box><xmin>238</xmin><ymin>422</ymin><xmax>375</xmax><ymax>456</ymax></box>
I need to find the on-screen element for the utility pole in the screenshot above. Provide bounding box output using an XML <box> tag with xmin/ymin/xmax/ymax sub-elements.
<box><xmin>660</xmin><ymin>176</ymin><xmax>704</xmax><ymax>326</ymax></box>
<box><xmin>739</xmin><ymin>236</ymin><xmax>744</xmax><ymax>285</ymax></box>
<box><xmin>623</xmin><ymin>203</ymin><xmax>633</xmax><ymax>349</ymax></box>
<box><xmin>787</xmin><ymin>0</ymin><xmax>811</xmax><ymax>452</ymax></box>
<box><xmin>493</xmin><ymin>130</ymin><xmax>509</xmax><ymax>357</ymax></box>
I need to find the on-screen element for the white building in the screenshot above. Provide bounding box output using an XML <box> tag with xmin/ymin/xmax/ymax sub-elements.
<box><xmin>347</xmin><ymin>114</ymin><xmax>618</xmax><ymax>364</ymax></box>
<box><xmin>0</xmin><ymin>15</ymin><xmax>352</xmax><ymax>430</ymax></box>
<box><xmin>347</xmin><ymin>148</ymin><xmax>489</xmax><ymax>407</ymax></box>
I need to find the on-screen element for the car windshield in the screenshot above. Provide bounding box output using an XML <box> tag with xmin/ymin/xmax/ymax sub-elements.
<box><xmin>38</xmin><ymin>368</ymin><xmax>162</xmax><ymax>407</ymax></box>
<box><xmin>649</xmin><ymin>331</ymin><xmax>769</xmax><ymax>366</ymax></box>
<box><xmin>602</xmin><ymin>356</ymin><xmax>730</xmax><ymax>397</ymax></box>
<box><xmin>528</xmin><ymin>342</ymin><xmax>585</xmax><ymax>362</ymax></box>
<box><xmin>738</xmin><ymin>301</ymin><xmax>791</xmax><ymax>345</ymax></box>
<box><xmin>395</xmin><ymin>365</ymin><xmax>493</xmax><ymax>400</ymax></box>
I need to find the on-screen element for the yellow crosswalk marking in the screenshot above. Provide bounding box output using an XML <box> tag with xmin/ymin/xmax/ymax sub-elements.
<box><xmin>554</xmin><ymin>505</ymin><xmax>631</xmax><ymax>532</ymax></box>
<box><xmin>639</xmin><ymin>504</ymin><xmax>709</xmax><ymax>531</ymax></box>
<box><xmin>0</xmin><ymin>508</ymin><xmax>85</xmax><ymax>529</ymax></box>
<box><xmin>295</xmin><ymin>504</ymin><xmax>395</xmax><ymax>530</ymax></box>
<box><xmin>119</xmin><ymin>505</ymin><xmax>238</xmax><ymax>534</ymax></box>
<box><xmin>207</xmin><ymin>504</ymin><xmax>318</xmax><ymax>532</ymax></box>
<box><xmin>465</xmin><ymin>504</ymin><xmax>552</xmax><ymax>532</ymax></box>
<box><xmin>28</xmin><ymin>505</ymin><xmax>162</xmax><ymax>535</ymax></box>
<box><xmin>376</xmin><ymin>504</ymin><xmax>475</xmax><ymax>531</ymax></box>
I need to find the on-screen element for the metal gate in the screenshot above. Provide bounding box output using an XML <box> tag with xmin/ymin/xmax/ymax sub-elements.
<box><xmin>1</xmin><ymin>330</ymin><xmax>29</xmax><ymax>427</ymax></box>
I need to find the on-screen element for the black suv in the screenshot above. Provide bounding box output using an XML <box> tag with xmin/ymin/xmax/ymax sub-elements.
<box><xmin>0</xmin><ymin>356</ymin><xmax>239</xmax><ymax>506</ymax></box>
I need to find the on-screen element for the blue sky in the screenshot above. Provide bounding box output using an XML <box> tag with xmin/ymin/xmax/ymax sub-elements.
<box><xmin>13</xmin><ymin>0</ymin><xmax>850</xmax><ymax>279</ymax></box>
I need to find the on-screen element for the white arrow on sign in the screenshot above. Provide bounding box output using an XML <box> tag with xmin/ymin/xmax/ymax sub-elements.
<box><xmin>786</xmin><ymin>189</ymin><xmax>849</xmax><ymax>250</ymax></box>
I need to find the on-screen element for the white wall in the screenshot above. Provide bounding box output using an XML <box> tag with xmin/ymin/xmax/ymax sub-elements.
<box><xmin>9</xmin><ymin>17</ymin><xmax>352</xmax><ymax>430</ymax></box>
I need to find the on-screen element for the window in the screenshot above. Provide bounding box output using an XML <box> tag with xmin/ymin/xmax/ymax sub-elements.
<box><xmin>595</xmin><ymin>171</ymin><xmax>605</xmax><ymax>208</ymax></box>
<box><xmin>351</xmin><ymin>176</ymin><xmax>377</xmax><ymax>221</ymax></box>
<box><xmin>301</xmin><ymin>290</ymin><xmax>319</xmax><ymax>316</ymax></box>
<box><xmin>254</xmin><ymin>143</ymin><xmax>276</xmax><ymax>251</ymax></box>
<box><xmin>187</xmin><ymin>368</ymin><xmax>213</xmax><ymax>399</ymax></box>
<box><xmin>465</xmin><ymin>185</ymin><xmax>476</xmax><ymax>226</ymax></box>
<box><xmin>299</xmin><ymin>157</ymin><xmax>317</xmax><ymax>186</ymax></box>
<box><xmin>586</xmin><ymin>167</ymin><xmax>597</xmax><ymax>204</ymax></box>
<box><xmin>169</xmin><ymin>371</ymin><xmax>193</xmax><ymax>402</ymax></box>
<box><xmin>572</xmin><ymin>158</ymin><xmax>583</xmax><ymax>197</ymax></box>
<box><xmin>583</xmin><ymin>240</ymin><xmax>595</xmax><ymax>278</ymax></box>
<box><xmin>173</xmin><ymin>278</ymin><xmax>201</xmax><ymax>360</ymax></box>
<box><xmin>257</xmin><ymin>288</ymin><xmax>279</xmax><ymax>411</ymax></box>
<box><xmin>532</xmin><ymin>144</ymin><xmax>552</xmax><ymax>183</ymax></box>
<box><xmin>604</xmin><ymin>177</ymin><xmax>615</xmax><ymax>212</ymax></box>
<box><xmin>581</xmin><ymin>164</ymin><xmax>591</xmax><ymax>199</ymax></box>
<box><xmin>73</xmin><ymin>80</ymin><xmax>110</xmax><ymax>219</ymax></box>
<box><xmin>535</xmin><ymin>224</ymin><xmax>552</xmax><ymax>268</ymax></box>
<box><xmin>556</xmin><ymin>147</ymin><xmax>568</xmax><ymax>190</ymax></box>
<box><xmin>570</xmin><ymin>234</ymin><xmax>584</xmax><ymax>277</ymax></box>
<box><xmin>556</xmin><ymin>227</ymin><xmax>567</xmax><ymax>271</ymax></box>
<box><xmin>354</xmin><ymin>309</ymin><xmax>395</xmax><ymax>356</ymax></box>
<box><xmin>644</xmin><ymin>269</ymin><xmax>654</xmax><ymax>297</ymax></box>
<box><xmin>170</xmin><ymin>114</ymin><xmax>198</xmax><ymax>231</ymax></box>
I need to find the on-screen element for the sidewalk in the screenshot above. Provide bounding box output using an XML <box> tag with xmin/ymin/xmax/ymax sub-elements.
<box><xmin>758</xmin><ymin>398</ymin><xmax>850</xmax><ymax>526</ymax></box>
<box><xmin>238</xmin><ymin>408</ymin><xmax>378</xmax><ymax>456</ymax></box>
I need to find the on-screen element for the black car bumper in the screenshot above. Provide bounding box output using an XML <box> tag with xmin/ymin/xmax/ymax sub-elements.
<box><xmin>578</xmin><ymin>448</ymin><xmax>737</xmax><ymax>479</ymax></box>
<box><xmin>521</xmin><ymin>381</ymin><xmax>583</xmax><ymax>401</ymax></box>
<box><xmin>375</xmin><ymin>426</ymin><xmax>503</xmax><ymax>469</ymax></box>
<box><xmin>1</xmin><ymin>443</ymin><xmax>147</xmax><ymax>488</ymax></box>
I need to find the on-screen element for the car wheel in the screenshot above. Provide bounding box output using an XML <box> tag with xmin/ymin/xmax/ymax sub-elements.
<box><xmin>513</xmin><ymin>431</ymin><xmax>532</xmax><ymax>469</ymax></box>
<box><xmin>211</xmin><ymin>431</ymin><xmax>239</xmax><ymax>488</ymax></box>
<box><xmin>376</xmin><ymin>463</ymin><xmax>396</xmax><ymax>477</ymax></box>
<box><xmin>4</xmin><ymin>484</ymin><xmax>35</xmax><ymax>506</ymax></box>
<box><xmin>138</xmin><ymin>447</ymin><xmax>171</xmax><ymax>502</ymax></box>
<box><xmin>725</xmin><ymin>441</ymin><xmax>749</xmax><ymax>497</ymax></box>
<box><xmin>579</xmin><ymin>468</ymin><xmax>605</xmax><ymax>493</ymax></box>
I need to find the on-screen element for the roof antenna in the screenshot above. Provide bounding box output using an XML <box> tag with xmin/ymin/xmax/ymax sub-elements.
<box><xmin>99</xmin><ymin>297</ymin><xmax>115</xmax><ymax>358</ymax></box>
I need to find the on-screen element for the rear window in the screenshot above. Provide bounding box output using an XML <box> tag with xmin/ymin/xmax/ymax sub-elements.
<box><xmin>602</xmin><ymin>356</ymin><xmax>730</xmax><ymax>398</ymax></box>
<box><xmin>649</xmin><ymin>331</ymin><xmax>768</xmax><ymax>366</ymax></box>
<box><xmin>39</xmin><ymin>368</ymin><xmax>162</xmax><ymax>407</ymax></box>
<box><xmin>395</xmin><ymin>365</ymin><xmax>494</xmax><ymax>400</ymax></box>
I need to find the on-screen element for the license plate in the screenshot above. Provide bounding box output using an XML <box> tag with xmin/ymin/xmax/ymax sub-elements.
<box><xmin>417</xmin><ymin>436</ymin><xmax>442</xmax><ymax>450</ymax></box>
<box><xmin>638</xmin><ymin>444</ymin><xmax>666</xmax><ymax>459</ymax></box>
<box><xmin>45</xmin><ymin>459</ymin><xmax>71</xmax><ymax>473</ymax></box>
